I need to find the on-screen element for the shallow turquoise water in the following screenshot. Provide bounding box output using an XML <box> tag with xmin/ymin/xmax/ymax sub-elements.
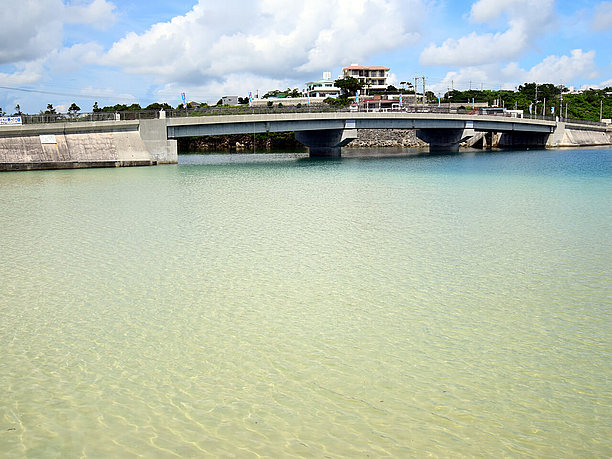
<box><xmin>1</xmin><ymin>148</ymin><xmax>611</xmax><ymax>457</ymax></box>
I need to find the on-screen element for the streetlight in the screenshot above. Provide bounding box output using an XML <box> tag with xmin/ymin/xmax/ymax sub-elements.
<box><xmin>600</xmin><ymin>92</ymin><xmax>611</xmax><ymax>121</ymax></box>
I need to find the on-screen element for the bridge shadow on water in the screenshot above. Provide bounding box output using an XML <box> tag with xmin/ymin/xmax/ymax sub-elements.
<box><xmin>177</xmin><ymin>146</ymin><xmax>553</xmax><ymax>169</ymax></box>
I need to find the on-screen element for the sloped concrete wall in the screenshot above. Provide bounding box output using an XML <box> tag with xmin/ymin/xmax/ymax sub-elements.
<box><xmin>547</xmin><ymin>122</ymin><xmax>612</xmax><ymax>147</ymax></box>
<box><xmin>0</xmin><ymin>120</ymin><xmax>174</xmax><ymax>171</ymax></box>
<box><xmin>561</xmin><ymin>127</ymin><xmax>612</xmax><ymax>146</ymax></box>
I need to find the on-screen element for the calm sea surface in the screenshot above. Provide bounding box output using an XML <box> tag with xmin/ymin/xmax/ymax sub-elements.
<box><xmin>1</xmin><ymin>148</ymin><xmax>611</xmax><ymax>457</ymax></box>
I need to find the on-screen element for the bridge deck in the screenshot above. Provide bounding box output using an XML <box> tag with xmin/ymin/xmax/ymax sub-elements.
<box><xmin>166</xmin><ymin>112</ymin><xmax>557</xmax><ymax>137</ymax></box>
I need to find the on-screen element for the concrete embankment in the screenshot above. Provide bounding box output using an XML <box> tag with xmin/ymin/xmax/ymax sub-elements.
<box><xmin>548</xmin><ymin>122</ymin><xmax>612</xmax><ymax>147</ymax></box>
<box><xmin>0</xmin><ymin>120</ymin><xmax>177</xmax><ymax>172</ymax></box>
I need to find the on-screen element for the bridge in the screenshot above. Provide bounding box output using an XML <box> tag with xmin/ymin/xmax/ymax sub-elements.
<box><xmin>163</xmin><ymin>111</ymin><xmax>558</xmax><ymax>157</ymax></box>
<box><xmin>1</xmin><ymin>108</ymin><xmax>610</xmax><ymax>170</ymax></box>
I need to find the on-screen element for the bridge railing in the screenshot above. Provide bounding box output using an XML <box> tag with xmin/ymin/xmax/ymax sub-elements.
<box><xmin>564</xmin><ymin>117</ymin><xmax>608</xmax><ymax>127</ymax></box>
<box><xmin>16</xmin><ymin>111</ymin><xmax>160</xmax><ymax>124</ymax></box>
<box><xmin>8</xmin><ymin>105</ymin><xmax>607</xmax><ymax>128</ymax></box>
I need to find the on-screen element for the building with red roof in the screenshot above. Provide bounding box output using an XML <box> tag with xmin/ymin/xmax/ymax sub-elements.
<box><xmin>342</xmin><ymin>64</ymin><xmax>390</xmax><ymax>93</ymax></box>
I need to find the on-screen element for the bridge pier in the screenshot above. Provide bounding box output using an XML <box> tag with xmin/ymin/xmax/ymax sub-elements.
<box><xmin>294</xmin><ymin>129</ymin><xmax>357</xmax><ymax>157</ymax></box>
<box><xmin>139</xmin><ymin>119</ymin><xmax>178</xmax><ymax>164</ymax></box>
<box><xmin>416</xmin><ymin>128</ymin><xmax>464</xmax><ymax>152</ymax></box>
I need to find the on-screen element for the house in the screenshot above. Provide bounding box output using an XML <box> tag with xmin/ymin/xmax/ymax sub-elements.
<box><xmin>305</xmin><ymin>72</ymin><xmax>341</xmax><ymax>98</ymax></box>
<box><xmin>341</xmin><ymin>64</ymin><xmax>390</xmax><ymax>93</ymax></box>
<box><xmin>221</xmin><ymin>96</ymin><xmax>239</xmax><ymax>105</ymax></box>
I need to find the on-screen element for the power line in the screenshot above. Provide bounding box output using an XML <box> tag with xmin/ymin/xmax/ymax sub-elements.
<box><xmin>0</xmin><ymin>85</ymin><xmax>138</xmax><ymax>102</ymax></box>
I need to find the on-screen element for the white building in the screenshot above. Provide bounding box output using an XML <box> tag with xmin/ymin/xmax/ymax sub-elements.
<box><xmin>341</xmin><ymin>64</ymin><xmax>390</xmax><ymax>93</ymax></box>
<box><xmin>305</xmin><ymin>72</ymin><xmax>341</xmax><ymax>98</ymax></box>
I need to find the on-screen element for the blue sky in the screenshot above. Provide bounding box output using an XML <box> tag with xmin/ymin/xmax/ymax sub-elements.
<box><xmin>1</xmin><ymin>0</ymin><xmax>611</xmax><ymax>113</ymax></box>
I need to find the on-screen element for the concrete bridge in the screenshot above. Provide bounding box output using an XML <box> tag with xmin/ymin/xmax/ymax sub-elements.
<box><xmin>162</xmin><ymin>111</ymin><xmax>559</xmax><ymax>157</ymax></box>
<box><xmin>1</xmin><ymin>110</ymin><xmax>610</xmax><ymax>170</ymax></box>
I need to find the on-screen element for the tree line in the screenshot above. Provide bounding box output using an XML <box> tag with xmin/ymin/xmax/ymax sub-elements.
<box><xmin>3</xmin><ymin>82</ymin><xmax>609</xmax><ymax>122</ymax></box>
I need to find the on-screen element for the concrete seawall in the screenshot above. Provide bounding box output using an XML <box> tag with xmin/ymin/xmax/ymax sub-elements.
<box><xmin>1</xmin><ymin>115</ymin><xmax>609</xmax><ymax>171</ymax></box>
<box><xmin>548</xmin><ymin>122</ymin><xmax>612</xmax><ymax>147</ymax></box>
<box><xmin>0</xmin><ymin>120</ymin><xmax>177</xmax><ymax>172</ymax></box>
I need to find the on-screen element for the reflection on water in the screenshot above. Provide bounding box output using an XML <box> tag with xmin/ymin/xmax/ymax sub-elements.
<box><xmin>1</xmin><ymin>148</ymin><xmax>611</xmax><ymax>457</ymax></box>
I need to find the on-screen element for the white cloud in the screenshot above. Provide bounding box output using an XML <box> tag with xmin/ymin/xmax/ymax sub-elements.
<box><xmin>596</xmin><ymin>77</ymin><xmax>612</xmax><ymax>88</ymax></box>
<box><xmin>523</xmin><ymin>49</ymin><xmax>598</xmax><ymax>83</ymax></box>
<box><xmin>0</xmin><ymin>61</ymin><xmax>45</xmax><ymax>86</ymax></box>
<box><xmin>428</xmin><ymin>49</ymin><xmax>598</xmax><ymax>95</ymax></box>
<box><xmin>154</xmin><ymin>74</ymin><xmax>303</xmax><ymax>106</ymax></box>
<box><xmin>78</xmin><ymin>86</ymin><xmax>139</xmax><ymax>104</ymax></box>
<box><xmin>48</xmin><ymin>43</ymin><xmax>105</xmax><ymax>73</ymax></box>
<box><xmin>0</xmin><ymin>0</ymin><xmax>115</xmax><ymax>64</ymax></box>
<box><xmin>103</xmin><ymin>0</ymin><xmax>424</xmax><ymax>85</ymax></box>
<box><xmin>420</xmin><ymin>0</ymin><xmax>555</xmax><ymax>66</ymax></box>
<box><xmin>66</xmin><ymin>0</ymin><xmax>117</xmax><ymax>30</ymax></box>
<box><xmin>593</xmin><ymin>1</ymin><xmax>612</xmax><ymax>30</ymax></box>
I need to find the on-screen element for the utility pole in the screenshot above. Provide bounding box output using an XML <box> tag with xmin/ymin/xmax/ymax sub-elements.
<box><xmin>601</xmin><ymin>99</ymin><xmax>603</xmax><ymax>121</ymax></box>
<box><xmin>423</xmin><ymin>76</ymin><xmax>426</xmax><ymax>106</ymax></box>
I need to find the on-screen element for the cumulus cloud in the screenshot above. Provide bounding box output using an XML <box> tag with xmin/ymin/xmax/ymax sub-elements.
<box><xmin>48</xmin><ymin>43</ymin><xmax>105</xmax><ymax>73</ymax></box>
<box><xmin>593</xmin><ymin>1</ymin><xmax>612</xmax><ymax>30</ymax></box>
<box><xmin>420</xmin><ymin>0</ymin><xmax>555</xmax><ymax>66</ymax></box>
<box><xmin>428</xmin><ymin>49</ymin><xmax>598</xmax><ymax>94</ymax></box>
<box><xmin>523</xmin><ymin>49</ymin><xmax>598</xmax><ymax>82</ymax></box>
<box><xmin>0</xmin><ymin>0</ymin><xmax>116</xmax><ymax>64</ymax></box>
<box><xmin>596</xmin><ymin>77</ymin><xmax>612</xmax><ymax>88</ymax></box>
<box><xmin>65</xmin><ymin>0</ymin><xmax>117</xmax><ymax>29</ymax></box>
<box><xmin>155</xmin><ymin>73</ymin><xmax>304</xmax><ymax>105</ymax></box>
<box><xmin>103</xmin><ymin>0</ymin><xmax>424</xmax><ymax>84</ymax></box>
<box><xmin>0</xmin><ymin>61</ymin><xmax>46</xmax><ymax>86</ymax></box>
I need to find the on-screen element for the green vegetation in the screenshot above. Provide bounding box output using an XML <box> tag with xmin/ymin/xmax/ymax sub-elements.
<box><xmin>442</xmin><ymin>83</ymin><xmax>612</xmax><ymax>121</ymax></box>
<box><xmin>24</xmin><ymin>82</ymin><xmax>610</xmax><ymax>122</ymax></box>
<box><xmin>68</xmin><ymin>103</ymin><xmax>80</xmax><ymax>114</ymax></box>
<box><xmin>323</xmin><ymin>96</ymin><xmax>350</xmax><ymax>107</ymax></box>
<box><xmin>370</xmin><ymin>85</ymin><xmax>415</xmax><ymax>96</ymax></box>
<box><xmin>334</xmin><ymin>76</ymin><xmax>364</xmax><ymax>97</ymax></box>
<box><xmin>95</xmin><ymin>103</ymin><xmax>143</xmax><ymax>112</ymax></box>
<box><xmin>262</xmin><ymin>88</ymin><xmax>301</xmax><ymax>99</ymax></box>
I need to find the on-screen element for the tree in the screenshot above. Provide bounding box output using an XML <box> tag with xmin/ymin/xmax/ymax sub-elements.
<box><xmin>14</xmin><ymin>104</ymin><xmax>21</xmax><ymax>115</ymax></box>
<box><xmin>263</xmin><ymin>88</ymin><xmax>301</xmax><ymax>99</ymax></box>
<box><xmin>400</xmin><ymin>81</ymin><xmax>414</xmax><ymax>94</ymax></box>
<box><xmin>334</xmin><ymin>77</ymin><xmax>364</xmax><ymax>97</ymax></box>
<box><xmin>323</xmin><ymin>97</ymin><xmax>350</xmax><ymax>107</ymax></box>
<box><xmin>93</xmin><ymin>102</ymin><xmax>100</xmax><ymax>112</ymax></box>
<box><xmin>68</xmin><ymin>103</ymin><xmax>81</xmax><ymax>116</ymax></box>
<box><xmin>145</xmin><ymin>102</ymin><xmax>173</xmax><ymax>111</ymax></box>
<box><xmin>44</xmin><ymin>104</ymin><xmax>56</xmax><ymax>114</ymax></box>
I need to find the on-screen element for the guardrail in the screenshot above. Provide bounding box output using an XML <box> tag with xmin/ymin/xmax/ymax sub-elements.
<box><xmin>5</xmin><ymin>105</ymin><xmax>606</xmax><ymax>128</ymax></box>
